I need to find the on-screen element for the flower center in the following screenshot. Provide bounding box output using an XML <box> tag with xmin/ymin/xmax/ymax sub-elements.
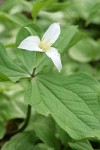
<box><xmin>39</xmin><ymin>39</ymin><xmax>51</xmax><ymax>51</ymax></box>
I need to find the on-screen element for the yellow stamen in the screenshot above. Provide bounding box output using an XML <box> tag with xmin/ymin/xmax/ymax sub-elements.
<box><xmin>39</xmin><ymin>38</ymin><xmax>51</xmax><ymax>51</ymax></box>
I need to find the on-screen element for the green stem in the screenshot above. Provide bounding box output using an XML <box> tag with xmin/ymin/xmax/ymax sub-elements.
<box><xmin>3</xmin><ymin>104</ymin><xmax>32</xmax><ymax>140</ymax></box>
<box><xmin>17</xmin><ymin>104</ymin><xmax>31</xmax><ymax>133</ymax></box>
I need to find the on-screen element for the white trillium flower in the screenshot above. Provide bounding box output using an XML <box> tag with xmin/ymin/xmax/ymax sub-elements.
<box><xmin>18</xmin><ymin>23</ymin><xmax>62</xmax><ymax>72</ymax></box>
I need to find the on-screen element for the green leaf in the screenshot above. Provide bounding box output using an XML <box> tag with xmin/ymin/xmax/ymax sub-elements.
<box><xmin>69</xmin><ymin>38</ymin><xmax>98</xmax><ymax>63</ymax></box>
<box><xmin>1</xmin><ymin>131</ymin><xmax>36</xmax><ymax>150</ymax></box>
<box><xmin>0</xmin><ymin>93</ymin><xmax>11</xmax><ymax>139</ymax></box>
<box><xmin>0</xmin><ymin>43</ymin><xmax>30</xmax><ymax>82</ymax></box>
<box><xmin>87</xmin><ymin>2</ymin><xmax>100</xmax><ymax>24</ymax></box>
<box><xmin>0</xmin><ymin>85</ymin><xmax>27</xmax><ymax>139</ymax></box>
<box><xmin>0</xmin><ymin>93</ymin><xmax>16</xmax><ymax>139</ymax></box>
<box><xmin>57</xmin><ymin>125</ymin><xmax>71</xmax><ymax>147</ymax></box>
<box><xmin>32</xmin><ymin>115</ymin><xmax>59</xmax><ymax>149</ymax></box>
<box><xmin>32</xmin><ymin>0</ymin><xmax>55</xmax><ymax>19</ymax></box>
<box><xmin>0</xmin><ymin>73</ymin><xmax>10</xmax><ymax>82</ymax></box>
<box><xmin>45</xmin><ymin>2</ymin><xmax>73</xmax><ymax>12</ymax></box>
<box><xmin>0</xmin><ymin>0</ymin><xmax>17</xmax><ymax>12</ymax></box>
<box><xmin>25</xmin><ymin>79</ymin><xmax>41</xmax><ymax>106</ymax></box>
<box><xmin>25</xmin><ymin>73</ymin><xmax>100</xmax><ymax>140</ymax></box>
<box><xmin>25</xmin><ymin>27</ymin><xmax>38</xmax><ymax>36</ymax></box>
<box><xmin>69</xmin><ymin>140</ymin><xmax>93</xmax><ymax>150</ymax></box>
<box><xmin>16</xmin><ymin>50</ymin><xmax>36</xmax><ymax>74</ymax></box>
<box><xmin>34</xmin><ymin>144</ymin><xmax>54</xmax><ymax>150</ymax></box>
<box><xmin>0</xmin><ymin>12</ymin><xmax>29</xmax><ymax>26</ymax></box>
<box><xmin>54</xmin><ymin>25</ymin><xmax>85</xmax><ymax>54</ymax></box>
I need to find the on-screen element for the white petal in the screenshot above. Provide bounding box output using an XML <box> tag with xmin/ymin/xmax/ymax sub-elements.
<box><xmin>45</xmin><ymin>47</ymin><xmax>62</xmax><ymax>72</ymax></box>
<box><xmin>43</xmin><ymin>23</ymin><xmax>60</xmax><ymax>45</ymax></box>
<box><xmin>18</xmin><ymin>36</ymin><xmax>44</xmax><ymax>52</ymax></box>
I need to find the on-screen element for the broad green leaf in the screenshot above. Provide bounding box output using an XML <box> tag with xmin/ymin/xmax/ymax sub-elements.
<box><xmin>0</xmin><ymin>0</ymin><xmax>17</xmax><ymax>12</ymax></box>
<box><xmin>0</xmin><ymin>43</ymin><xmax>30</xmax><ymax>82</ymax></box>
<box><xmin>57</xmin><ymin>125</ymin><xmax>71</xmax><ymax>147</ymax></box>
<box><xmin>69</xmin><ymin>140</ymin><xmax>93</xmax><ymax>150</ymax></box>
<box><xmin>69</xmin><ymin>38</ymin><xmax>98</xmax><ymax>63</ymax></box>
<box><xmin>25</xmin><ymin>73</ymin><xmax>100</xmax><ymax>140</ymax></box>
<box><xmin>45</xmin><ymin>2</ymin><xmax>73</xmax><ymax>12</ymax></box>
<box><xmin>0</xmin><ymin>12</ymin><xmax>30</xmax><ymax>26</ymax></box>
<box><xmin>34</xmin><ymin>144</ymin><xmax>54</xmax><ymax>150</ymax></box>
<box><xmin>25</xmin><ymin>79</ymin><xmax>41</xmax><ymax>106</ymax></box>
<box><xmin>57</xmin><ymin>125</ymin><xmax>93</xmax><ymax>150</ymax></box>
<box><xmin>87</xmin><ymin>2</ymin><xmax>100</xmax><ymax>24</ymax></box>
<box><xmin>54</xmin><ymin>25</ymin><xmax>85</xmax><ymax>54</ymax></box>
<box><xmin>1</xmin><ymin>131</ymin><xmax>36</xmax><ymax>150</ymax></box>
<box><xmin>32</xmin><ymin>115</ymin><xmax>59</xmax><ymax>149</ymax></box>
<box><xmin>0</xmin><ymin>83</ymin><xmax>27</xmax><ymax>139</ymax></box>
<box><xmin>0</xmin><ymin>94</ymin><xmax>11</xmax><ymax>139</ymax></box>
<box><xmin>32</xmin><ymin>0</ymin><xmax>55</xmax><ymax>19</ymax></box>
<box><xmin>0</xmin><ymin>73</ymin><xmax>10</xmax><ymax>82</ymax></box>
<box><xmin>0</xmin><ymin>93</ymin><xmax>16</xmax><ymax>139</ymax></box>
<box><xmin>16</xmin><ymin>50</ymin><xmax>36</xmax><ymax>74</ymax></box>
<box><xmin>0</xmin><ymin>93</ymin><xmax>10</xmax><ymax>120</ymax></box>
<box><xmin>20</xmin><ymin>0</ymin><xmax>33</xmax><ymax>12</ymax></box>
<box><xmin>66</xmin><ymin>31</ymin><xmax>86</xmax><ymax>51</ymax></box>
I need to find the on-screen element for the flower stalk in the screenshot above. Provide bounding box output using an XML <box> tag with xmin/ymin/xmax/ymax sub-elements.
<box><xmin>17</xmin><ymin>104</ymin><xmax>31</xmax><ymax>133</ymax></box>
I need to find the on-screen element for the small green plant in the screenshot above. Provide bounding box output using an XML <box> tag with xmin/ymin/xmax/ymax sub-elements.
<box><xmin>0</xmin><ymin>0</ymin><xmax>100</xmax><ymax>150</ymax></box>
